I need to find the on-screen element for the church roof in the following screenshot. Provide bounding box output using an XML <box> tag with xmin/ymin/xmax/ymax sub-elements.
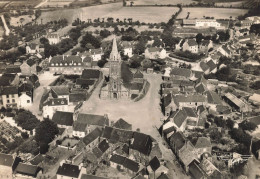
<box><xmin>109</xmin><ymin>36</ymin><xmax>121</xmax><ymax>61</ymax></box>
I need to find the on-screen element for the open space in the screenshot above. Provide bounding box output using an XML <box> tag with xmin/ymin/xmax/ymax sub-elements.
<box><xmin>131</xmin><ymin>0</ymin><xmax>196</xmax><ymax>5</ymax></box>
<box><xmin>178</xmin><ymin>7</ymin><xmax>248</xmax><ymax>19</ymax></box>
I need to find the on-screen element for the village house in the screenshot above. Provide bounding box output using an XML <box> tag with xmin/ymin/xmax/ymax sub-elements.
<box><xmin>217</xmin><ymin>45</ymin><xmax>232</xmax><ymax>58</ymax></box>
<box><xmin>18</xmin><ymin>83</ymin><xmax>33</xmax><ymax>108</ymax></box>
<box><xmin>49</xmin><ymin>55</ymin><xmax>84</xmax><ymax>74</ymax></box>
<box><xmin>194</xmin><ymin>137</ymin><xmax>212</xmax><ymax>158</ymax></box>
<box><xmin>52</xmin><ymin>111</ymin><xmax>74</xmax><ymax>129</ymax></box>
<box><xmin>166</xmin><ymin>107</ymin><xmax>199</xmax><ymax>131</ymax></box>
<box><xmin>199</xmin><ymin>40</ymin><xmax>213</xmax><ymax>53</ymax></box>
<box><xmin>46</xmin><ymin>33</ymin><xmax>60</xmax><ymax>44</ymax></box>
<box><xmin>198</xmin><ymin>159</ymin><xmax>222</xmax><ymax>178</ymax></box>
<box><xmin>249</xmin><ymin>93</ymin><xmax>260</xmax><ymax>106</ymax></box>
<box><xmin>182</xmin><ymin>39</ymin><xmax>198</xmax><ymax>54</ymax></box>
<box><xmin>56</xmin><ymin>162</ymin><xmax>82</xmax><ymax>179</ymax></box>
<box><xmin>42</xmin><ymin>96</ymin><xmax>69</xmax><ymax>119</ymax></box>
<box><xmin>89</xmin><ymin>48</ymin><xmax>104</xmax><ymax>61</ymax></box>
<box><xmin>234</xmin><ymin>28</ymin><xmax>249</xmax><ymax>37</ymax></box>
<box><xmin>182</xmin><ymin>19</ymin><xmax>221</xmax><ymax>28</ymax></box>
<box><xmin>121</xmin><ymin>41</ymin><xmax>133</xmax><ymax>57</ymax></box>
<box><xmin>1</xmin><ymin>86</ymin><xmax>19</xmax><ymax>108</ymax></box>
<box><xmin>173</xmin><ymin>94</ymin><xmax>207</xmax><ymax>110</ymax></box>
<box><xmin>14</xmin><ymin>163</ymin><xmax>42</xmax><ymax>179</ymax></box>
<box><xmin>0</xmin><ymin>153</ymin><xmax>21</xmax><ymax>179</ymax></box>
<box><xmin>239</xmin><ymin>19</ymin><xmax>253</xmax><ymax>28</ymax></box>
<box><xmin>113</xmin><ymin>118</ymin><xmax>132</xmax><ymax>130</ymax></box>
<box><xmin>82</xmin><ymin>127</ymin><xmax>103</xmax><ymax>151</ymax></box>
<box><xmin>26</xmin><ymin>43</ymin><xmax>43</xmax><ymax>54</ymax></box>
<box><xmin>169</xmin><ymin>68</ymin><xmax>192</xmax><ymax>80</ymax></box>
<box><xmin>73</xmin><ymin>113</ymin><xmax>109</xmax><ymax>138</ymax></box>
<box><xmin>246</xmin><ymin>16</ymin><xmax>260</xmax><ymax>24</ymax></box>
<box><xmin>144</xmin><ymin>47</ymin><xmax>167</xmax><ymax>59</ymax></box>
<box><xmin>5</xmin><ymin>65</ymin><xmax>22</xmax><ymax>76</ymax></box>
<box><xmin>20</xmin><ymin>59</ymin><xmax>37</xmax><ymax>76</ymax></box>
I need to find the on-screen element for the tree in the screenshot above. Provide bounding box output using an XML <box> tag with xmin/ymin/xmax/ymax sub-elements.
<box><xmin>239</xmin><ymin>120</ymin><xmax>257</xmax><ymax>131</ymax></box>
<box><xmin>14</xmin><ymin>110</ymin><xmax>40</xmax><ymax>131</ymax></box>
<box><xmin>134</xmin><ymin>39</ymin><xmax>146</xmax><ymax>55</ymax></box>
<box><xmin>97</xmin><ymin>59</ymin><xmax>108</xmax><ymax>68</ymax></box>
<box><xmin>226</xmin><ymin>118</ymin><xmax>235</xmax><ymax>129</ymax></box>
<box><xmin>209</xmin><ymin>128</ymin><xmax>222</xmax><ymax>142</ymax></box>
<box><xmin>35</xmin><ymin>118</ymin><xmax>59</xmax><ymax>145</ymax></box>
<box><xmin>19</xmin><ymin>139</ymin><xmax>39</xmax><ymax>155</ymax></box>
<box><xmin>19</xmin><ymin>18</ymin><xmax>25</xmax><ymax>26</ymax></box>
<box><xmin>40</xmin><ymin>37</ymin><xmax>49</xmax><ymax>45</ymax></box>
<box><xmin>250</xmin><ymin>80</ymin><xmax>260</xmax><ymax>90</ymax></box>
<box><xmin>100</xmin><ymin>29</ymin><xmax>111</xmax><ymax>38</ymax></box>
<box><xmin>80</xmin><ymin>33</ymin><xmax>101</xmax><ymax>49</ymax></box>
<box><xmin>196</xmin><ymin>33</ymin><xmax>203</xmax><ymax>44</ymax></box>
<box><xmin>230</xmin><ymin>128</ymin><xmax>252</xmax><ymax>146</ymax></box>
<box><xmin>152</xmin><ymin>37</ymin><xmax>163</xmax><ymax>47</ymax></box>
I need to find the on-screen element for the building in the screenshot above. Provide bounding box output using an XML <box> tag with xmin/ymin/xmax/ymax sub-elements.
<box><xmin>183</xmin><ymin>19</ymin><xmax>221</xmax><ymax>28</ymax></box>
<box><xmin>14</xmin><ymin>163</ymin><xmax>42</xmax><ymax>178</ymax></box>
<box><xmin>113</xmin><ymin>118</ymin><xmax>132</xmax><ymax>130</ymax></box>
<box><xmin>52</xmin><ymin>111</ymin><xmax>74</xmax><ymax>129</ymax></box>
<box><xmin>73</xmin><ymin>113</ymin><xmax>109</xmax><ymax>138</ymax></box>
<box><xmin>46</xmin><ymin>33</ymin><xmax>60</xmax><ymax>44</ymax></box>
<box><xmin>18</xmin><ymin>83</ymin><xmax>33</xmax><ymax>107</ymax></box>
<box><xmin>82</xmin><ymin>127</ymin><xmax>103</xmax><ymax>151</ymax></box>
<box><xmin>121</xmin><ymin>41</ymin><xmax>133</xmax><ymax>57</ymax></box>
<box><xmin>0</xmin><ymin>153</ymin><xmax>21</xmax><ymax>179</ymax></box>
<box><xmin>173</xmin><ymin>94</ymin><xmax>207</xmax><ymax>110</ymax></box>
<box><xmin>223</xmin><ymin>93</ymin><xmax>251</xmax><ymax>113</ymax></box>
<box><xmin>100</xmin><ymin>37</ymin><xmax>131</xmax><ymax>99</ymax></box>
<box><xmin>1</xmin><ymin>86</ymin><xmax>19</xmax><ymax>108</ymax></box>
<box><xmin>20</xmin><ymin>59</ymin><xmax>37</xmax><ymax>76</ymax></box>
<box><xmin>199</xmin><ymin>40</ymin><xmax>213</xmax><ymax>53</ymax></box>
<box><xmin>144</xmin><ymin>47</ymin><xmax>167</xmax><ymax>59</ymax></box>
<box><xmin>195</xmin><ymin>137</ymin><xmax>212</xmax><ymax>158</ymax></box>
<box><xmin>49</xmin><ymin>55</ymin><xmax>84</xmax><ymax>74</ymax></box>
<box><xmin>249</xmin><ymin>93</ymin><xmax>260</xmax><ymax>106</ymax></box>
<box><xmin>89</xmin><ymin>48</ymin><xmax>103</xmax><ymax>61</ymax></box>
<box><xmin>183</xmin><ymin>39</ymin><xmax>198</xmax><ymax>54</ymax></box>
<box><xmin>56</xmin><ymin>162</ymin><xmax>81</xmax><ymax>179</ymax></box>
<box><xmin>217</xmin><ymin>45</ymin><xmax>232</xmax><ymax>58</ymax></box>
<box><xmin>42</xmin><ymin>97</ymin><xmax>69</xmax><ymax>119</ymax></box>
<box><xmin>26</xmin><ymin>43</ymin><xmax>40</xmax><ymax>54</ymax></box>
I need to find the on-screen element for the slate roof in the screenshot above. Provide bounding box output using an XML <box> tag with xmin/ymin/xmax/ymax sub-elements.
<box><xmin>206</xmin><ymin>60</ymin><xmax>217</xmax><ymax>71</ymax></box>
<box><xmin>170</xmin><ymin>107</ymin><xmax>197</xmax><ymax>128</ymax></box>
<box><xmin>102</xmin><ymin>126</ymin><xmax>133</xmax><ymax>143</ymax></box>
<box><xmin>50</xmin><ymin>55</ymin><xmax>82</xmax><ymax>66</ymax></box>
<box><xmin>113</xmin><ymin>118</ymin><xmax>132</xmax><ymax>130</ymax></box>
<box><xmin>130</xmin><ymin>132</ymin><xmax>153</xmax><ymax>156</ymax></box>
<box><xmin>18</xmin><ymin>83</ymin><xmax>33</xmax><ymax>93</ymax></box>
<box><xmin>51</xmin><ymin>86</ymin><xmax>70</xmax><ymax>96</ymax></box>
<box><xmin>247</xmin><ymin>115</ymin><xmax>260</xmax><ymax>126</ymax></box>
<box><xmin>216</xmin><ymin>105</ymin><xmax>231</xmax><ymax>114</ymax></box>
<box><xmin>130</xmin><ymin>82</ymin><xmax>143</xmax><ymax>91</ymax></box>
<box><xmin>170</xmin><ymin>68</ymin><xmax>192</xmax><ymax>78</ymax></box>
<box><xmin>69</xmin><ymin>93</ymin><xmax>87</xmax><ymax>103</ymax></box>
<box><xmin>43</xmin><ymin>98</ymin><xmax>68</xmax><ymax>106</ymax></box>
<box><xmin>195</xmin><ymin>83</ymin><xmax>207</xmax><ymax>94</ymax></box>
<box><xmin>77</xmin><ymin>113</ymin><xmax>109</xmax><ymax>126</ymax></box>
<box><xmin>121</xmin><ymin>41</ymin><xmax>133</xmax><ymax>48</ymax></box>
<box><xmin>147</xmin><ymin>47</ymin><xmax>164</xmax><ymax>52</ymax></box>
<box><xmin>76</xmin><ymin>78</ymin><xmax>95</xmax><ymax>86</ymax></box>
<box><xmin>110</xmin><ymin>154</ymin><xmax>126</xmax><ymax>165</ymax></box>
<box><xmin>169</xmin><ymin>132</ymin><xmax>186</xmax><ymax>150</ymax></box>
<box><xmin>149</xmin><ymin>156</ymin><xmax>160</xmax><ymax>171</ymax></box>
<box><xmin>195</xmin><ymin>137</ymin><xmax>211</xmax><ymax>149</ymax></box>
<box><xmin>26</xmin><ymin>59</ymin><xmax>37</xmax><ymax>67</ymax></box>
<box><xmin>81</xmin><ymin>174</ymin><xmax>108</xmax><ymax>179</ymax></box>
<box><xmin>1</xmin><ymin>86</ymin><xmax>18</xmax><ymax>95</ymax></box>
<box><xmin>5</xmin><ymin>66</ymin><xmax>21</xmax><ymax>74</ymax></box>
<box><xmin>163</xmin><ymin>93</ymin><xmax>172</xmax><ymax>107</ymax></box>
<box><xmin>98</xmin><ymin>139</ymin><xmax>109</xmax><ymax>153</ymax></box>
<box><xmin>133</xmin><ymin>70</ymin><xmax>143</xmax><ymax>79</ymax></box>
<box><xmin>0</xmin><ymin>73</ymin><xmax>16</xmax><ymax>86</ymax></box>
<box><xmin>81</xmin><ymin>69</ymin><xmax>101</xmax><ymax>80</ymax></box>
<box><xmin>29</xmin><ymin>154</ymin><xmax>45</xmax><ymax>166</ymax></box>
<box><xmin>200</xmin><ymin>62</ymin><xmax>210</xmax><ymax>72</ymax></box>
<box><xmin>207</xmin><ymin>91</ymin><xmax>222</xmax><ymax>105</ymax></box>
<box><xmin>92</xmin><ymin>147</ymin><xmax>103</xmax><ymax>158</ymax></box>
<box><xmin>52</xmin><ymin>111</ymin><xmax>74</xmax><ymax>126</ymax></box>
<box><xmin>73</xmin><ymin>122</ymin><xmax>87</xmax><ymax>132</ymax></box>
<box><xmin>187</xmin><ymin>39</ymin><xmax>198</xmax><ymax>46</ymax></box>
<box><xmin>173</xmin><ymin>94</ymin><xmax>207</xmax><ymax>106</ymax></box>
<box><xmin>0</xmin><ymin>153</ymin><xmax>14</xmax><ymax>167</ymax></box>
<box><xmin>83</xmin><ymin>127</ymin><xmax>103</xmax><ymax>146</ymax></box>
<box><xmin>123</xmin><ymin>158</ymin><xmax>139</xmax><ymax>172</ymax></box>
<box><xmin>28</xmin><ymin>43</ymin><xmax>38</xmax><ymax>50</ymax></box>
<box><xmin>157</xmin><ymin>173</ymin><xmax>170</xmax><ymax>179</ymax></box>
<box><xmin>15</xmin><ymin>163</ymin><xmax>41</xmax><ymax>177</ymax></box>
<box><xmin>200</xmin><ymin>40</ymin><xmax>211</xmax><ymax>46</ymax></box>
<box><xmin>89</xmin><ymin>48</ymin><xmax>103</xmax><ymax>55</ymax></box>
<box><xmin>56</xmin><ymin>163</ymin><xmax>80</xmax><ymax>178</ymax></box>
<box><xmin>189</xmin><ymin>161</ymin><xmax>205</xmax><ymax>179</ymax></box>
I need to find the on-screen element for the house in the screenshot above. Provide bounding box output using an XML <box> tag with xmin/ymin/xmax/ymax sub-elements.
<box><xmin>26</xmin><ymin>43</ymin><xmax>40</xmax><ymax>54</ymax></box>
<box><xmin>217</xmin><ymin>45</ymin><xmax>232</xmax><ymax>58</ymax></box>
<box><xmin>166</xmin><ymin>107</ymin><xmax>199</xmax><ymax>131</ymax></box>
<box><xmin>20</xmin><ymin>59</ymin><xmax>37</xmax><ymax>76</ymax></box>
<box><xmin>133</xmin><ymin>70</ymin><xmax>144</xmax><ymax>83</ymax></box>
<box><xmin>0</xmin><ymin>153</ymin><xmax>21</xmax><ymax>179</ymax></box>
<box><xmin>50</xmin><ymin>86</ymin><xmax>70</xmax><ymax>101</ymax></box>
<box><xmin>101</xmin><ymin>126</ymin><xmax>134</xmax><ymax>144</ymax></box>
<box><xmin>170</xmin><ymin>68</ymin><xmax>192</xmax><ymax>80</ymax></box>
<box><xmin>121</xmin><ymin>41</ymin><xmax>133</xmax><ymax>57</ymax></box>
<box><xmin>161</xmin><ymin>93</ymin><xmax>174</xmax><ymax>116</ymax></box>
<box><xmin>1</xmin><ymin>86</ymin><xmax>19</xmax><ymax>108</ymax></box>
<box><xmin>5</xmin><ymin>65</ymin><xmax>21</xmax><ymax>75</ymax></box>
<box><xmin>199</xmin><ymin>159</ymin><xmax>221</xmax><ymax>178</ymax></box>
<box><xmin>173</xmin><ymin>94</ymin><xmax>207</xmax><ymax>110</ymax></box>
<box><xmin>235</xmin><ymin>28</ymin><xmax>249</xmax><ymax>37</ymax></box>
<box><xmin>42</xmin><ymin>98</ymin><xmax>69</xmax><ymax>119</ymax></box>
<box><xmin>206</xmin><ymin>91</ymin><xmax>222</xmax><ymax>107</ymax></box>
<box><xmin>144</xmin><ymin>47</ymin><xmax>167</xmax><ymax>59</ymax></box>
<box><xmin>189</xmin><ymin>160</ymin><xmax>206</xmax><ymax>179</ymax></box>
<box><xmin>147</xmin><ymin>156</ymin><xmax>160</xmax><ymax>175</ymax></box>
<box><xmin>0</xmin><ymin>73</ymin><xmax>19</xmax><ymax>87</ymax></box>
<box><xmin>195</xmin><ymin>137</ymin><xmax>212</xmax><ymax>158</ymax></box>
<box><xmin>14</xmin><ymin>163</ymin><xmax>42</xmax><ymax>178</ymax></box>
<box><xmin>73</xmin><ymin>113</ymin><xmax>109</xmax><ymax>138</ymax></box>
<box><xmin>56</xmin><ymin>163</ymin><xmax>81</xmax><ymax>179</ymax></box>
<box><xmin>240</xmin><ymin>20</ymin><xmax>253</xmax><ymax>28</ymax></box>
<box><xmin>199</xmin><ymin>40</ymin><xmax>213</xmax><ymax>53</ymax></box>
<box><xmin>52</xmin><ymin>111</ymin><xmax>74</xmax><ymax>129</ymax></box>
<box><xmin>80</xmin><ymin>174</ymin><xmax>108</xmax><ymax>179</ymax></box>
<box><xmin>110</xmin><ymin>154</ymin><xmax>126</xmax><ymax>169</ymax></box>
<box><xmin>69</xmin><ymin>92</ymin><xmax>87</xmax><ymax>105</ymax></box>
<box><xmin>206</xmin><ymin>60</ymin><xmax>217</xmax><ymax>74</ymax></box>
<box><xmin>18</xmin><ymin>83</ymin><xmax>33</xmax><ymax>107</ymax></box>
<box><xmin>89</xmin><ymin>48</ymin><xmax>104</xmax><ymax>61</ymax></box>
<box><xmin>223</xmin><ymin>92</ymin><xmax>251</xmax><ymax>113</ymax></box>
<box><xmin>49</xmin><ymin>55</ymin><xmax>84</xmax><ymax>74</ymax></box>
<box><xmin>157</xmin><ymin>173</ymin><xmax>170</xmax><ymax>179</ymax></box>
<box><xmin>113</xmin><ymin>118</ymin><xmax>132</xmax><ymax>130</ymax></box>
<box><xmin>246</xmin><ymin>16</ymin><xmax>260</xmax><ymax>24</ymax></box>
<box><xmin>175</xmin><ymin>39</ymin><xmax>185</xmax><ymax>51</ymax></box>
<box><xmin>46</xmin><ymin>33</ymin><xmax>60</xmax><ymax>44</ymax></box>
<box><xmin>82</xmin><ymin>127</ymin><xmax>103</xmax><ymax>151</ymax></box>
<box><xmin>183</xmin><ymin>39</ymin><xmax>198</xmax><ymax>54</ymax></box>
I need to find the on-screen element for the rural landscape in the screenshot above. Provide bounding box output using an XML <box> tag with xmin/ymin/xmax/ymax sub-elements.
<box><xmin>0</xmin><ymin>0</ymin><xmax>260</xmax><ymax>178</ymax></box>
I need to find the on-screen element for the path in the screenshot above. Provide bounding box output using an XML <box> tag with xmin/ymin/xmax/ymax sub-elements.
<box><xmin>35</xmin><ymin>0</ymin><xmax>48</xmax><ymax>8</ymax></box>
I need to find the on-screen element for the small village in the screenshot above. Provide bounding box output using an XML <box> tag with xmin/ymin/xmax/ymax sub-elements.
<box><xmin>0</xmin><ymin>0</ymin><xmax>260</xmax><ymax>179</ymax></box>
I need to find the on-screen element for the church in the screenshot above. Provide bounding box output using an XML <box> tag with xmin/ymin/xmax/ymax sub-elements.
<box><xmin>100</xmin><ymin>37</ymin><xmax>146</xmax><ymax>100</ymax></box>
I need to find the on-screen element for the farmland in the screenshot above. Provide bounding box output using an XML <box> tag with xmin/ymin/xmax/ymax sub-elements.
<box><xmin>131</xmin><ymin>0</ymin><xmax>196</xmax><ymax>5</ymax></box>
<box><xmin>38</xmin><ymin>3</ymin><xmax>179</xmax><ymax>24</ymax></box>
<box><xmin>178</xmin><ymin>7</ymin><xmax>248</xmax><ymax>19</ymax></box>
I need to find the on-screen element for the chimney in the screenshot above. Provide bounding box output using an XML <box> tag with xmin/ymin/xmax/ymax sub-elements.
<box><xmin>62</xmin><ymin>55</ymin><xmax>64</xmax><ymax>60</ymax></box>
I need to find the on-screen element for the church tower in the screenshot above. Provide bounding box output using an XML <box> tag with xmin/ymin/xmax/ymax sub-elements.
<box><xmin>108</xmin><ymin>36</ymin><xmax>122</xmax><ymax>99</ymax></box>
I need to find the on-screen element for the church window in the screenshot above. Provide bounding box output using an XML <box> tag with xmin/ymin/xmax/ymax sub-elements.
<box><xmin>114</xmin><ymin>82</ymin><xmax>116</xmax><ymax>89</ymax></box>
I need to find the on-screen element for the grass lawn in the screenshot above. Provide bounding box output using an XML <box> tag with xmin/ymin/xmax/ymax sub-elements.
<box><xmin>60</xmin><ymin>138</ymin><xmax>79</xmax><ymax>147</ymax></box>
<box><xmin>132</xmin><ymin>0</ymin><xmax>196</xmax><ymax>5</ymax></box>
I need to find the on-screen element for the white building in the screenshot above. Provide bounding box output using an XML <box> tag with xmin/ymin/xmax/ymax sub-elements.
<box><xmin>46</xmin><ymin>33</ymin><xmax>60</xmax><ymax>45</ymax></box>
<box><xmin>183</xmin><ymin>39</ymin><xmax>198</xmax><ymax>54</ymax></box>
<box><xmin>144</xmin><ymin>47</ymin><xmax>167</xmax><ymax>59</ymax></box>
<box><xmin>195</xmin><ymin>19</ymin><xmax>221</xmax><ymax>28</ymax></box>
<box><xmin>19</xmin><ymin>92</ymin><xmax>32</xmax><ymax>107</ymax></box>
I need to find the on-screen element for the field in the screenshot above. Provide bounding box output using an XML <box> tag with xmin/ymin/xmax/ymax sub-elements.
<box><xmin>38</xmin><ymin>2</ymin><xmax>179</xmax><ymax>24</ymax></box>
<box><xmin>0</xmin><ymin>1</ymin><xmax>9</xmax><ymax>8</ymax></box>
<box><xmin>130</xmin><ymin>0</ymin><xmax>196</xmax><ymax>5</ymax></box>
<box><xmin>215</xmin><ymin>1</ymin><xmax>245</xmax><ymax>7</ymax></box>
<box><xmin>41</xmin><ymin>1</ymin><xmax>73</xmax><ymax>8</ymax></box>
<box><xmin>178</xmin><ymin>7</ymin><xmax>248</xmax><ymax>19</ymax></box>
<box><xmin>10</xmin><ymin>15</ymin><xmax>35</xmax><ymax>26</ymax></box>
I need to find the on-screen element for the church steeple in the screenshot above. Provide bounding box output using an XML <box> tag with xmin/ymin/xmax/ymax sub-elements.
<box><xmin>109</xmin><ymin>36</ymin><xmax>121</xmax><ymax>61</ymax></box>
